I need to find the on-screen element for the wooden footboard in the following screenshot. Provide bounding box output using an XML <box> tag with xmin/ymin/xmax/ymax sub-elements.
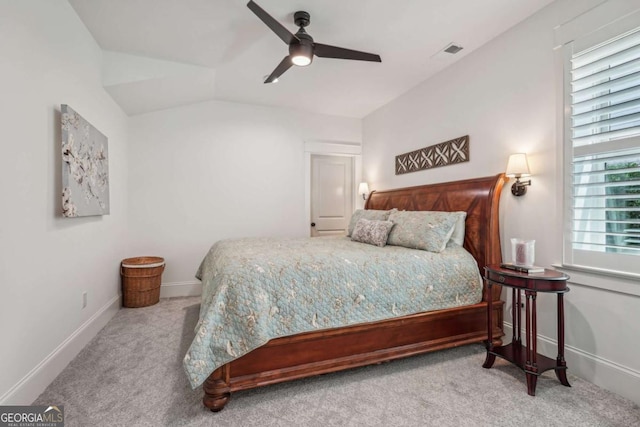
<box><xmin>203</xmin><ymin>174</ymin><xmax>508</xmax><ymax>411</ymax></box>
<box><xmin>204</xmin><ymin>300</ymin><xmax>504</xmax><ymax>411</ymax></box>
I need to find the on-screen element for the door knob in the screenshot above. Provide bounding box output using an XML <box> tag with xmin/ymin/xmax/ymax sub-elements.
<box><xmin>311</xmin><ymin>222</ymin><xmax>316</xmax><ymax>227</ymax></box>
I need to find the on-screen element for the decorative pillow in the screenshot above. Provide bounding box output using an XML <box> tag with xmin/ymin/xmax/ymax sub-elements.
<box><xmin>387</xmin><ymin>211</ymin><xmax>459</xmax><ymax>253</ymax></box>
<box><xmin>351</xmin><ymin>219</ymin><xmax>395</xmax><ymax>247</ymax></box>
<box><xmin>449</xmin><ymin>212</ymin><xmax>467</xmax><ymax>246</ymax></box>
<box><xmin>347</xmin><ymin>209</ymin><xmax>393</xmax><ymax>237</ymax></box>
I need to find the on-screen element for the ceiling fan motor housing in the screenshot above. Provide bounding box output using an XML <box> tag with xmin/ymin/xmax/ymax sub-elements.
<box><xmin>294</xmin><ymin>11</ymin><xmax>310</xmax><ymax>28</ymax></box>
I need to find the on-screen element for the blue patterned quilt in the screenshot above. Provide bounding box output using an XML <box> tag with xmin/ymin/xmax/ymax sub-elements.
<box><xmin>183</xmin><ymin>236</ymin><xmax>482</xmax><ymax>388</ymax></box>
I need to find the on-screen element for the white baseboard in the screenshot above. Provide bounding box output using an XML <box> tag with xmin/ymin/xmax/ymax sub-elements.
<box><xmin>504</xmin><ymin>322</ymin><xmax>640</xmax><ymax>405</ymax></box>
<box><xmin>0</xmin><ymin>295</ymin><xmax>121</xmax><ymax>405</ymax></box>
<box><xmin>159</xmin><ymin>281</ymin><xmax>202</xmax><ymax>298</ymax></box>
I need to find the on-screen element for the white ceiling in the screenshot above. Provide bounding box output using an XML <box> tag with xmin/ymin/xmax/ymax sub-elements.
<box><xmin>69</xmin><ymin>0</ymin><xmax>554</xmax><ymax>118</ymax></box>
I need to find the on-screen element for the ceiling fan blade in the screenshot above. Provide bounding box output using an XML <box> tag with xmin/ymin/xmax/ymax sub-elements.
<box><xmin>247</xmin><ymin>1</ymin><xmax>298</xmax><ymax>45</ymax></box>
<box><xmin>264</xmin><ymin>56</ymin><xmax>293</xmax><ymax>83</ymax></box>
<box><xmin>314</xmin><ymin>43</ymin><xmax>381</xmax><ymax>62</ymax></box>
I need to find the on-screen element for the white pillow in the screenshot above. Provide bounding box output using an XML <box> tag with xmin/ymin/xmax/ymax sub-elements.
<box><xmin>449</xmin><ymin>212</ymin><xmax>467</xmax><ymax>246</ymax></box>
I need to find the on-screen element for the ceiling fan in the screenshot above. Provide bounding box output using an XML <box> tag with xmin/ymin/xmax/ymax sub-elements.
<box><xmin>247</xmin><ymin>0</ymin><xmax>382</xmax><ymax>83</ymax></box>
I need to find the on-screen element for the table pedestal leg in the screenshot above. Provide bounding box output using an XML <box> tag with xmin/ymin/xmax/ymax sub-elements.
<box><xmin>525</xmin><ymin>290</ymin><xmax>538</xmax><ymax>396</ymax></box>
<box><xmin>483</xmin><ymin>352</ymin><xmax>496</xmax><ymax>369</ymax></box>
<box><xmin>555</xmin><ymin>367</ymin><xmax>571</xmax><ymax>387</ymax></box>
<box><xmin>526</xmin><ymin>372</ymin><xmax>538</xmax><ymax>396</ymax></box>
<box><xmin>555</xmin><ymin>293</ymin><xmax>571</xmax><ymax>387</ymax></box>
<box><xmin>511</xmin><ymin>288</ymin><xmax>517</xmax><ymax>343</ymax></box>
<box><xmin>483</xmin><ymin>280</ymin><xmax>496</xmax><ymax>369</ymax></box>
<box><xmin>516</xmin><ymin>289</ymin><xmax>521</xmax><ymax>344</ymax></box>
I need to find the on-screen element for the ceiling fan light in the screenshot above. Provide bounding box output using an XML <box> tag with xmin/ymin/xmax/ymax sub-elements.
<box><xmin>289</xmin><ymin>42</ymin><xmax>313</xmax><ymax>67</ymax></box>
<box><xmin>291</xmin><ymin>55</ymin><xmax>311</xmax><ymax>66</ymax></box>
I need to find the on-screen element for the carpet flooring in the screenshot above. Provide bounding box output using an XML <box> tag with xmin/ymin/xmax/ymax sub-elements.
<box><xmin>34</xmin><ymin>297</ymin><xmax>640</xmax><ymax>426</ymax></box>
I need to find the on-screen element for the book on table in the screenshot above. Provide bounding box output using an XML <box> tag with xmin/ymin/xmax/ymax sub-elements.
<box><xmin>500</xmin><ymin>263</ymin><xmax>545</xmax><ymax>274</ymax></box>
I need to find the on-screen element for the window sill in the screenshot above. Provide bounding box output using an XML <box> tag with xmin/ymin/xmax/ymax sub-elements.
<box><xmin>552</xmin><ymin>264</ymin><xmax>640</xmax><ymax>297</ymax></box>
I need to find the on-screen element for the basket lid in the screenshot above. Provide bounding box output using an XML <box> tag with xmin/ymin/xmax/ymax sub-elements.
<box><xmin>121</xmin><ymin>256</ymin><xmax>165</xmax><ymax>268</ymax></box>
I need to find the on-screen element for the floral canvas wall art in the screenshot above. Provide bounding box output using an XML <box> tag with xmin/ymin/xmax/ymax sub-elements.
<box><xmin>61</xmin><ymin>105</ymin><xmax>109</xmax><ymax>217</ymax></box>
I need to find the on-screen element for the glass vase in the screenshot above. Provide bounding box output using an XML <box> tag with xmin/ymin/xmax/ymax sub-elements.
<box><xmin>511</xmin><ymin>238</ymin><xmax>535</xmax><ymax>266</ymax></box>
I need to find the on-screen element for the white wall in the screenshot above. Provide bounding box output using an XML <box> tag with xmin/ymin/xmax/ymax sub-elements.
<box><xmin>0</xmin><ymin>1</ymin><xmax>128</xmax><ymax>403</ymax></box>
<box><xmin>127</xmin><ymin>101</ymin><xmax>361</xmax><ymax>289</ymax></box>
<box><xmin>362</xmin><ymin>0</ymin><xmax>640</xmax><ymax>404</ymax></box>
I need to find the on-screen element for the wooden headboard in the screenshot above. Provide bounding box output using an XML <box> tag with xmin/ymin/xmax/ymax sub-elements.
<box><xmin>365</xmin><ymin>173</ymin><xmax>507</xmax><ymax>299</ymax></box>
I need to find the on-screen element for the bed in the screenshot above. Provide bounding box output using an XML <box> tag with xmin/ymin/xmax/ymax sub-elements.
<box><xmin>188</xmin><ymin>174</ymin><xmax>507</xmax><ymax>412</ymax></box>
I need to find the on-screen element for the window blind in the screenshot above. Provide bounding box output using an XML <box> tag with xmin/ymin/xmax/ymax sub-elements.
<box><xmin>570</xmin><ymin>27</ymin><xmax>640</xmax><ymax>259</ymax></box>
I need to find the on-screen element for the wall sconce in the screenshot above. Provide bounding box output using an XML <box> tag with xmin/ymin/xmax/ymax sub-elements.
<box><xmin>506</xmin><ymin>153</ymin><xmax>531</xmax><ymax>196</ymax></box>
<box><xmin>358</xmin><ymin>182</ymin><xmax>370</xmax><ymax>200</ymax></box>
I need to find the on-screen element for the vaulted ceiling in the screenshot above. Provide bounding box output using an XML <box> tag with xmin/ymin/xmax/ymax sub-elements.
<box><xmin>69</xmin><ymin>0</ymin><xmax>554</xmax><ymax>117</ymax></box>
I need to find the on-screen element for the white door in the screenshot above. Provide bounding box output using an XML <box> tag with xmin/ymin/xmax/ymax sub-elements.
<box><xmin>310</xmin><ymin>155</ymin><xmax>353</xmax><ymax>237</ymax></box>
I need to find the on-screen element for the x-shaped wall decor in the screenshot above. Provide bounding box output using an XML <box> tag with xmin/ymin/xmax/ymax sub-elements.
<box><xmin>395</xmin><ymin>135</ymin><xmax>469</xmax><ymax>175</ymax></box>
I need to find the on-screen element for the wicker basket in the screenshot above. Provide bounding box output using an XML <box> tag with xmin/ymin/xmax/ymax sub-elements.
<box><xmin>121</xmin><ymin>256</ymin><xmax>165</xmax><ymax>308</ymax></box>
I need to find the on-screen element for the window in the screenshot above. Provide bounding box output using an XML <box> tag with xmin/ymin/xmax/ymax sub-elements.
<box><xmin>564</xmin><ymin>25</ymin><xmax>640</xmax><ymax>276</ymax></box>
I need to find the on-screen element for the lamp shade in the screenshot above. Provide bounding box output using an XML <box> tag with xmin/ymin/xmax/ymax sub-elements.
<box><xmin>358</xmin><ymin>182</ymin><xmax>370</xmax><ymax>195</ymax></box>
<box><xmin>505</xmin><ymin>153</ymin><xmax>531</xmax><ymax>178</ymax></box>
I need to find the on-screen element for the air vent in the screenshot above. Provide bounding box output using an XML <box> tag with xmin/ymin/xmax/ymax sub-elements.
<box><xmin>430</xmin><ymin>43</ymin><xmax>465</xmax><ymax>61</ymax></box>
<box><xmin>443</xmin><ymin>43</ymin><xmax>463</xmax><ymax>54</ymax></box>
